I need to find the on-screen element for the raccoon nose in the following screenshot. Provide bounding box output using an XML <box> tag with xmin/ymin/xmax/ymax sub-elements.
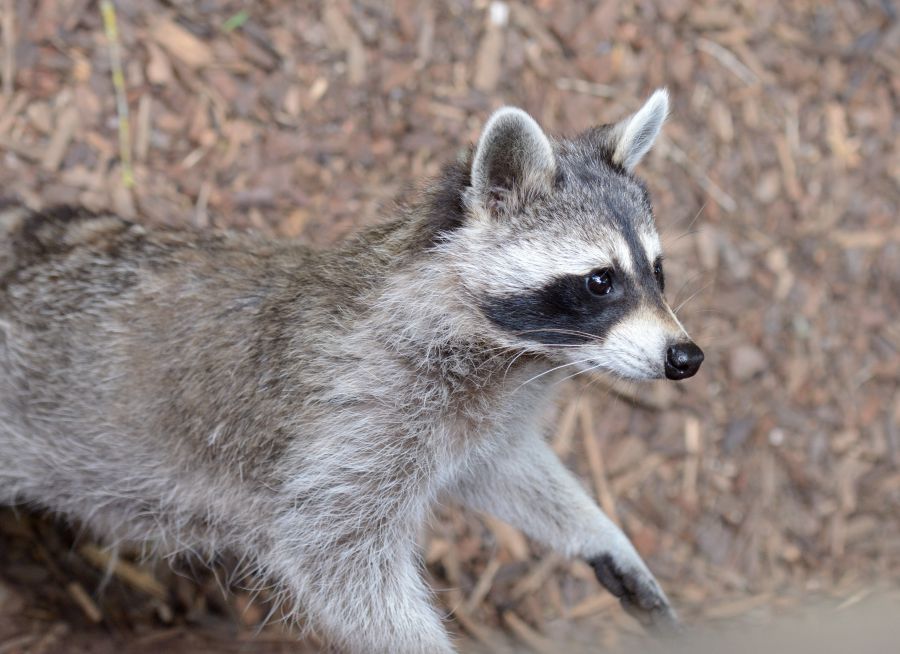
<box><xmin>665</xmin><ymin>342</ymin><xmax>704</xmax><ymax>380</ymax></box>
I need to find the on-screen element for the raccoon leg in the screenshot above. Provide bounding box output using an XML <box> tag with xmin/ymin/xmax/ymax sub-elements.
<box><xmin>270</xmin><ymin>535</ymin><xmax>454</xmax><ymax>654</ymax></box>
<box><xmin>451</xmin><ymin>435</ymin><xmax>678</xmax><ymax>632</ymax></box>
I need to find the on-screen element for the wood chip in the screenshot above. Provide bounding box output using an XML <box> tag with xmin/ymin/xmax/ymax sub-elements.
<box><xmin>41</xmin><ymin>105</ymin><xmax>79</xmax><ymax>171</ymax></box>
<box><xmin>473</xmin><ymin>2</ymin><xmax>508</xmax><ymax>92</ymax></box>
<box><xmin>484</xmin><ymin>515</ymin><xmax>530</xmax><ymax>561</ymax></box>
<box><xmin>79</xmin><ymin>544</ymin><xmax>168</xmax><ymax>602</ymax></box>
<box><xmin>464</xmin><ymin>555</ymin><xmax>502</xmax><ymax>612</ymax></box>
<box><xmin>580</xmin><ymin>402</ymin><xmax>619</xmax><ymax>525</ymax></box>
<box><xmin>66</xmin><ymin>582</ymin><xmax>103</xmax><ymax>623</ymax></box>
<box><xmin>502</xmin><ymin>611</ymin><xmax>556</xmax><ymax>654</ymax></box>
<box><xmin>683</xmin><ymin>415</ymin><xmax>701</xmax><ymax>507</ymax></box>
<box><xmin>566</xmin><ymin>590</ymin><xmax>617</xmax><ymax>619</ymax></box>
<box><xmin>323</xmin><ymin>5</ymin><xmax>366</xmax><ymax>85</ymax></box>
<box><xmin>1</xmin><ymin>0</ymin><xmax>14</xmax><ymax>98</ymax></box>
<box><xmin>149</xmin><ymin>18</ymin><xmax>214</xmax><ymax>70</ymax></box>
<box><xmin>510</xmin><ymin>553</ymin><xmax>560</xmax><ymax>601</ymax></box>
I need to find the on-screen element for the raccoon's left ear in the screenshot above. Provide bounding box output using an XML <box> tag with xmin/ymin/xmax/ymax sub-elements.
<box><xmin>608</xmin><ymin>88</ymin><xmax>669</xmax><ymax>172</ymax></box>
<box><xmin>469</xmin><ymin>107</ymin><xmax>556</xmax><ymax>216</ymax></box>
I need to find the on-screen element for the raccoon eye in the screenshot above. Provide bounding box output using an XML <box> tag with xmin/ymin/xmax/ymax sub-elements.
<box><xmin>653</xmin><ymin>258</ymin><xmax>665</xmax><ymax>292</ymax></box>
<box><xmin>586</xmin><ymin>268</ymin><xmax>614</xmax><ymax>296</ymax></box>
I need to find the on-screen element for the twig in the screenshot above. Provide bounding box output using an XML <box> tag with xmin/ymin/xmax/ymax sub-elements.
<box><xmin>566</xmin><ymin>590</ymin><xmax>617</xmax><ymax>619</ymax></box>
<box><xmin>464</xmin><ymin>555</ymin><xmax>502</xmax><ymax>613</ymax></box>
<box><xmin>100</xmin><ymin>0</ymin><xmax>134</xmax><ymax>188</ymax></box>
<box><xmin>79</xmin><ymin>543</ymin><xmax>168</xmax><ymax>601</ymax></box>
<box><xmin>67</xmin><ymin>581</ymin><xmax>103</xmax><ymax>623</ymax></box>
<box><xmin>510</xmin><ymin>553</ymin><xmax>560</xmax><ymax>601</ymax></box>
<box><xmin>682</xmin><ymin>416</ymin><xmax>701</xmax><ymax>507</ymax></box>
<box><xmin>551</xmin><ymin>396</ymin><xmax>581</xmax><ymax>455</ymax></box>
<box><xmin>1</xmin><ymin>0</ymin><xmax>14</xmax><ymax>98</ymax></box>
<box><xmin>555</xmin><ymin>77</ymin><xmax>616</xmax><ymax>98</ymax></box>
<box><xmin>41</xmin><ymin>105</ymin><xmax>79</xmax><ymax>171</ymax></box>
<box><xmin>446</xmin><ymin>587</ymin><xmax>505</xmax><ymax>649</ymax></box>
<box><xmin>697</xmin><ymin>38</ymin><xmax>758</xmax><ymax>86</ymax></box>
<box><xmin>502</xmin><ymin>611</ymin><xmax>556</xmax><ymax>654</ymax></box>
<box><xmin>0</xmin><ymin>634</ymin><xmax>38</xmax><ymax>654</ymax></box>
<box><xmin>579</xmin><ymin>402</ymin><xmax>620</xmax><ymax>525</ymax></box>
<box><xmin>0</xmin><ymin>134</ymin><xmax>41</xmax><ymax>161</ymax></box>
<box><xmin>659</xmin><ymin>135</ymin><xmax>737</xmax><ymax>213</ymax></box>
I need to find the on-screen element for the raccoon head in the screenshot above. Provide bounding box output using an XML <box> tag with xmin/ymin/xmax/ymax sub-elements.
<box><xmin>443</xmin><ymin>89</ymin><xmax>703</xmax><ymax>381</ymax></box>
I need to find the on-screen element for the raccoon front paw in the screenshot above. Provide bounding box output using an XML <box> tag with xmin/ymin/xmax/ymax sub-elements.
<box><xmin>589</xmin><ymin>553</ymin><xmax>680</xmax><ymax>634</ymax></box>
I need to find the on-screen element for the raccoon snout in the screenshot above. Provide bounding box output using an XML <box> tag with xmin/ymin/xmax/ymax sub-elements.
<box><xmin>664</xmin><ymin>342</ymin><xmax>704</xmax><ymax>380</ymax></box>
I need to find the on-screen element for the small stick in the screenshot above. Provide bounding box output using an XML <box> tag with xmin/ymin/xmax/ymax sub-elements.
<box><xmin>464</xmin><ymin>555</ymin><xmax>501</xmax><ymax>613</ymax></box>
<box><xmin>1</xmin><ymin>0</ymin><xmax>14</xmax><ymax>97</ymax></box>
<box><xmin>696</xmin><ymin>38</ymin><xmax>758</xmax><ymax>86</ymax></box>
<box><xmin>0</xmin><ymin>634</ymin><xmax>38</xmax><ymax>654</ymax></box>
<box><xmin>502</xmin><ymin>611</ymin><xmax>556</xmax><ymax>654</ymax></box>
<box><xmin>682</xmin><ymin>415</ymin><xmax>701</xmax><ymax>507</ymax></box>
<box><xmin>580</xmin><ymin>402</ymin><xmax>620</xmax><ymax>525</ymax></box>
<box><xmin>134</xmin><ymin>93</ymin><xmax>151</xmax><ymax>161</ymax></box>
<box><xmin>446</xmin><ymin>587</ymin><xmax>505</xmax><ymax>649</ymax></box>
<box><xmin>41</xmin><ymin>105</ymin><xmax>79</xmax><ymax>171</ymax></box>
<box><xmin>555</xmin><ymin>77</ymin><xmax>617</xmax><ymax>98</ymax></box>
<box><xmin>567</xmin><ymin>590</ymin><xmax>617</xmax><ymax>619</ymax></box>
<box><xmin>509</xmin><ymin>553</ymin><xmax>560</xmax><ymax>601</ymax></box>
<box><xmin>100</xmin><ymin>0</ymin><xmax>134</xmax><ymax>188</ymax></box>
<box><xmin>551</xmin><ymin>397</ymin><xmax>581</xmax><ymax>455</ymax></box>
<box><xmin>660</xmin><ymin>135</ymin><xmax>737</xmax><ymax>213</ymax></box>
<box><xmin>67</xmin><ymin>582</ymin><xmax>103</xmax><ymax>623</ymax></box>
<box><xmin>79</xmin><ymin>543</ymin><xmax>168</xmax><ymax>601</ymax></box>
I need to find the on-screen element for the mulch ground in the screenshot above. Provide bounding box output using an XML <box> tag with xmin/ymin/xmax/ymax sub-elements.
<box><xmin>0</xmin><ymin>0</ymin><xmax>898</xmax><ymax>652</ymax></box>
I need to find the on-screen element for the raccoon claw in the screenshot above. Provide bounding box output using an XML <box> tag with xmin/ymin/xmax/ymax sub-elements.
<box><xmin>589</xmin><ymin>553</ymin><xmax>680</xmax><ymax>635</ymax></box>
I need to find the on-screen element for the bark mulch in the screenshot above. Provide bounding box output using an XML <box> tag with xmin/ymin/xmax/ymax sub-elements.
<box><xmin>0</xmin><ymin>1</ymin><xmax>898</xmax><ymax>651</ymax></box>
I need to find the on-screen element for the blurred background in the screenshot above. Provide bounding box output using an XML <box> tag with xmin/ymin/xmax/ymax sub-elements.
<box><xmin>0</xmin><ymin>0</ymin><xmax>898</xmax><ymax>652</ymax></box>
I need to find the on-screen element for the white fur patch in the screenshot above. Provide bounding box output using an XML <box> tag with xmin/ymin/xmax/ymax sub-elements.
<box><xmin>639</xmin><ymin>231</ymin><xmax>661</xmax><ymax>264</ymax></box>
<box><xmin>610</xmin><ymin>234</ymin><xmax>634</xmax><ymax>275</ymax></box>
<box><xmin>612</xmin><ymin>89</ymin><xmax>669</xmax><ymax>172</ymax></box>
<box><xmin>454</xmin><ymin>224</ymin><xmax>640</xmax><ymax>295</ymax></box>
<box><xmin>580</xmin><ymin>306</ymin><xmax>684</xmax><ymax>380</ymax></box>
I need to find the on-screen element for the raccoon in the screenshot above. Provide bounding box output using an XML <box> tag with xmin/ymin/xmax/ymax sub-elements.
<box><xmin>0</xmin><ymin>89</ymin><xmax>701</xmax><ymax>653</ymax></box>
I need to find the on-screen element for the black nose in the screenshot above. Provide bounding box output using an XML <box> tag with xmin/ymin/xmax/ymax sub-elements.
<box><xmin>665</xmin><ymin>342</ymin><xmax>704</xmax><ymax>380</ymax></box>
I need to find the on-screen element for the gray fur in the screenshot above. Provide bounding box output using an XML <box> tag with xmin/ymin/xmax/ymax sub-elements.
<box><xmin>469</xmin><ymin>107</ymin><xmax>556</xmax><ymax>216</ymax></box>
<box><xmin>0</xmin><ymin>92</ymin><xmax>692</xmax><ymax>653</ymax></box>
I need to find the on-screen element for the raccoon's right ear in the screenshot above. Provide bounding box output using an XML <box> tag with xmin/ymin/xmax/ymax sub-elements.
<box><xmin>468</xmin><ymin>107</ymin><xmax>556</xmax><ymax>217</ymax></box>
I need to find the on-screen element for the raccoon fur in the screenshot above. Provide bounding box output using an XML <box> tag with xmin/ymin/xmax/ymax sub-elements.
<box><xmin>0</xmin><ymin>89</ymin><xmax>701</xmax><ymax>653</ymax></box>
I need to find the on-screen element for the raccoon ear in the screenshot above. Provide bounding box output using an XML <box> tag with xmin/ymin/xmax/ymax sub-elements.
<box><xmin>469</xmin><ymin>107</ymin><xmax>556</xmax><ymax>215</ymax></box>
<box><xmin>609</xmin><ymin>88</ymin><xmax>669</xmax><ymax>172</ymax></box>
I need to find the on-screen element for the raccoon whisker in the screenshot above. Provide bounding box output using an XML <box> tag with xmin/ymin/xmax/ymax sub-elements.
<box><xmin>513</xmin><ymin>357</ymin><xmax>598</xmax><ymax>391</ymax></box>
<box><xmin>478</xmin><ymin>341</ymin><xmax>605</xmax><ymax>378</ymax></box>
<box><xmin>670</xmin><ymin>271</ymin><xmax>707</xmax><ymax>307</ymax></box>
<box><xmin>511</xmin><ymin>328</ymin><xmax>602</xmax><ymax>341</ymax></box>
<box><xmin>671</xmin><ymin>200</ymin><xmax>707</xmax><ymax>241</ymax></box>
<box><xmin>673</xmin><ymin>228</ymin><xmax>701</xmax><ymax>242</ymax></box>
<box><xmin>681</xmin><ymin>308</ymin><xmax>725</xmax><ymax>317</ymax></box>
<box><xmin>555</xmin><ymin>361</ymin><xmax>607</xmax><ymax>386</ymax></box>
<box><xmin>473</xmin><ymin>346</ymin><xmax>521</xmax><ymax>371</ymax></box>
<box><xmin>500</xmin><ymin>349</ymin><xmax>532</xmax><ymax>381</ymax></box>
<box><xmin>580</xmin><ymin>366</ymin><xmax>620</xmax><ymax>400</ymax></box>
<box><xmin>490</xmin><ymin>342</ymin><xmax>598</xmax><ymax>381</ymax></box>
<box><xmin>673</xmin><ymin>281</ymin><xmax>713</xmax><ymax>314</ymax></box>
<box><xmin>479</xmin><ymin>343</ymin><xmax>577</xmax><ymax>370</ymax></box>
